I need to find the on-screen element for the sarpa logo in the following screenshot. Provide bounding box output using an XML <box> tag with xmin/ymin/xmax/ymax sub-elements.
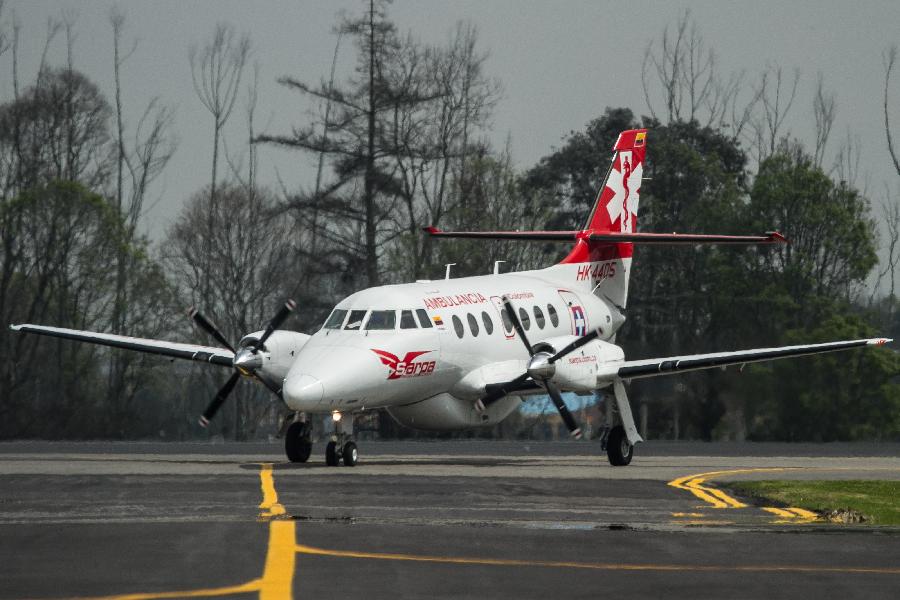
<box><xmin>370</xmin><ymin>349</ymin><xmax>436</xmax><ymax>380</ymax></box>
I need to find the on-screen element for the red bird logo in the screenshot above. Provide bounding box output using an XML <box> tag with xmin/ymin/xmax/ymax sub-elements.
<box><xmin>370</xmin><ymin>349</ymin><xmax>435</xmax><ymax>380</ymax></box>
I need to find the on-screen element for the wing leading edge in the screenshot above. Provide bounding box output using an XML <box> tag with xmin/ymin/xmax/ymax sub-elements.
<box><xmin>617</xmin><ymin>338</ymin><xmax>891</xmax><ymax>380</ymax></box>
<box><xmin>9</xmin><ymin>324</ymin><xmax>235</xmax><ymax>367</ymax></box>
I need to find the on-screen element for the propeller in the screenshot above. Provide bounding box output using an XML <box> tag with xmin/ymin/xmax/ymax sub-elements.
<box><xmin>190</xmin><ymin>300</ymin><xmax>297</xmax><ymax>427</ymax></box>
<box><xmin>479</xmin><ymin>295</ymin><xmax>602</xmax><ymax>440</ymax></box>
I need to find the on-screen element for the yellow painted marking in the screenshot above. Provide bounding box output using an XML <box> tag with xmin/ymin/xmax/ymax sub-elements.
<box><xmin>671</xmin><ymin>512</ymin><xmax>705</xmax><ymax>518</ymax></box>
<box><xmin>259</xmin><ymin>521</ymin><xmax>297</xmax><ymax>600</ymax></box>
<box><xmin>63</xmin><ymin>464</ymin><xmax>296</xmax><ymax>600</ymax></box>
<box><xmin>787</xmin><ymin>507</ymin><xmax>819</xmax><ymax>520</ymax></box>
<box><xmin>293</xmin><ymin>543</ymin><xmax>900</xmax><ymax>575</ymax></box>
<box><xmin>668</xmin><ymin>468</ymin><xmax>792</xmax><ymax>509</ymax></box>
<box><xmin>258</xmin><ymin>463</ymin><xmax>286</xmax><ymax>518</ymax></box>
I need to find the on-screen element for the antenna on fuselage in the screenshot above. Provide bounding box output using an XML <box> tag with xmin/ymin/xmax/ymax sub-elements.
<box><xmin>445</xmin><ymin>263</ymin><xmax>456</xmax><ymax>279</ymax></box>
<box><xmin>493</xmin><ymin>260</ymin><xmax>505</xmax><ymax>275</ymax></box>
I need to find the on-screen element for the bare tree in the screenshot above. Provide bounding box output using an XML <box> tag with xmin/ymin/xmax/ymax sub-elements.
<box><xmin>885</xmin><ymin>45</ymin><xmax>899</xmax><ymax>178</ymax></box>
<box><xmin>189</xmin><ymin>23</ymin><xmax>250</xmax><ymax>205</ymax></box>
<box><xmin>812</xmin><ymin>72</ymin><xmax>836</xmax><ymax>168</ymax></box>
<box><xmin>749</xmin><ymin>64</ymin><xmax>801</xmax><ymax>163</ymax></box>
<box><xmin>189</xmin><ymin>23</ymin><xmax>250</xmax><ymax>304</ymax></box>
<box><xmin>162</xmin><ymin>184</ymin><xmax>292</xmax><ymax>439</ymax></box>
<box><xmin>641</xmin><ymin>10</ymin><xmax>759</xmax><ymax>136</ymax></box>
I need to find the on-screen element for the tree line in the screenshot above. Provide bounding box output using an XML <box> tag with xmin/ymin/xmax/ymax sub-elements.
<box><xmin>0</xmin><ymin>2</ymin><xmax>897</xmax><ymax>442</ymax></box>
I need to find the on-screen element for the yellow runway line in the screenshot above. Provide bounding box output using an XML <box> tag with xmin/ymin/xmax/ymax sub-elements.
<box><xmin>293</xmin><ymin>543</ymin><xmax>900</xmax><ymax>575</ymax></box>
<box><xmin>668</xmin><ymin>468</ymin><xmax>792</xmax><ymax>509</ymax></box>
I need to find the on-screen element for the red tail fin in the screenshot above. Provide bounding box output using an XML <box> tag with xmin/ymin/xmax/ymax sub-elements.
<box><xmin>562</xmin><ymin>129</ymin><xmax>647</xmax><ymax>264</ymax></box>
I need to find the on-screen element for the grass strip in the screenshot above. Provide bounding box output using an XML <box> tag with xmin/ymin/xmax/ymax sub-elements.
<box><xmin>725</xmin><ymin>480</ymin><xmax>900</xmax><ymax>525</ymax></box>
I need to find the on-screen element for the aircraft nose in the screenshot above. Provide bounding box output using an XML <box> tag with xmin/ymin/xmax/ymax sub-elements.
<box><xmin>283</xmin><ymin>374</ymin><xmax>324</xmax><ymax>409</ymax></box>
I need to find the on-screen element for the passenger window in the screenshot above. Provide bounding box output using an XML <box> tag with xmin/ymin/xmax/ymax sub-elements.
<box><xmin>452</xmin><ymin>315</ymin><xmax>465</xmax><ymax>338</ymax></box>
<box><xmin>481</xmin><ymin>311</ymin><xmax>494</xmax><ymax>335</ymax></box>
<box><xmin>548</xmin><ymin>304</ymin><xmax>559</xmax><ymax>327</ymax></box>
<box><xmin>467</xmin><ymin>313</ymin><xmax>479</xmax><ymax>337</ymax></box>
<box><xmin>323</xmin><ymin>309</ymin><xmax>347</xmax><ymax>329</ymax></box>
<box><xmin>518</xmin><ymin>307</ymin><xmax>531</xmax><ymax>330</ymax></box>
<box><xmin>344</xmin><ymin>310</ymin><xmax>368</xmax><ymax>331</ymax></box>
<box><xmin>500</xmin><ymin>308</ymin><xmax>513</xmax><ymax>334</ymax></box>
<box><xmin>366</xmin><ymin>310</ymin><xmax>396</xmax><ymax>330</ymax></box>
<box><xmin>416</xmin><ymin>309</ymin><xmax>434</xmax><ymax>328</ymax></box>
<box><xmin>400</xmin><ymin>310</ymin><xmax>418</xmax><ymax>329</ymax></box>
<box><xmin>533</xmin><ymin>305</ymin><xmax>545</xmax><ymax>329</ymax></box>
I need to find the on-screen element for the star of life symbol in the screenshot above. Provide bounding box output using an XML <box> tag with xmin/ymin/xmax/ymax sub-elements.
<box><xmin>604</xmin><ymin>150</ymin><xmax>643</xmax><ymax>233</ymax></box>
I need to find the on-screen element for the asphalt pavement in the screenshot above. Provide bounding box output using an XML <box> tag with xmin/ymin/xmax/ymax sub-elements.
<box><xmin>0</xmin><ymin>441</ymin><xmax>898</xmax><ymax>599</ymax></box>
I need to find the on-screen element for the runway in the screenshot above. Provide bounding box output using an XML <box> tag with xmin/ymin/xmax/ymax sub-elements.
<box><xmin>1</xmin><ymin>441</ymin><xmax>898</xmax><ymax>599</ymax></box>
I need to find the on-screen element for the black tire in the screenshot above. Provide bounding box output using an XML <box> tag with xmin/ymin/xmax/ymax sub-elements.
<box><xmin>325</xmin><ymin>440</ymin><xmax>339</xmax><ymax>466</ymax></box>
<box><xmin>284</xmin><ymin>422</ymin><xmax>312</xmax><ymax>463</ymax></box>
<box><xmin>342</xmin><ymin>441</ymin><xmax>358</xmax><ymax>467</ymax></box>
<box><xmin>606</xmin><ymin>425</ymin><xmax>633</xmax><ymax>466</ymax></box>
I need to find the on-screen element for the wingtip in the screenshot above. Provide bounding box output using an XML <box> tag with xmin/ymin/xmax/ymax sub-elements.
<box><xmin>423</xmin><ymin>226</ymin><xmax>441</xmax><ymax>235</ymax></box>
<box><xmin>9</xmin><ymin>324</ymin><xmax>22</xmax><ymax>331</ymax></box>
<box><xmin>765</xmin><ymin>231</ymin><xmax>789</xmax><ymax>244</ymax></box>
<box><xmin>869</xmin><ymin>338</ymin><xmax>893</xmax><ymax>346</ymax></box>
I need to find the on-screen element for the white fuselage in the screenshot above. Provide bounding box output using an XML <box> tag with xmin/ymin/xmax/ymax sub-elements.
<box><xmin>266</xmin><ymin>259</ymin><xmax>628</xmax><ymax>430</ymax></box>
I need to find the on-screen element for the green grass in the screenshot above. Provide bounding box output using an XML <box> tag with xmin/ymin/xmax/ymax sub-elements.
<box><xmin>726</xmin><ymin>480</ymin><xmax>900</xmax><ymax>525</ymax></box>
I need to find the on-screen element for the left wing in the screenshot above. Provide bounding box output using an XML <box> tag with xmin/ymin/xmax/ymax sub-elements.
<box><xmin>9</xmin><ymin>324</ymin><xmax>235</xmax><ymax>367</ymax></box>
<box><xmin>617</xmin><ymin>338</ymin><xmax>891</xmax><ymax>380</ymax></box>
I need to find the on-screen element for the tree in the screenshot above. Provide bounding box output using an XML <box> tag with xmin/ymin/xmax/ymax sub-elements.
<box><xmin>0</xmin><ymin>182</ymin><xmax>169</xmax><ymax>438</ymax></box>
<box><xmin>162</xmin><ymin>184</ymin><xmax>293</xmax><ymax>439</ymax></box>
<box><xmin>189</xmin><ymin>23</ymin><xmax>251</xmax><ymax>302</ymax></box>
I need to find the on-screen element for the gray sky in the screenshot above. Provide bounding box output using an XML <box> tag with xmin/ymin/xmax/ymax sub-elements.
<box><xmin>6</xmin><ymin>0</ymin><xmax>900</xmax><ymax>247</ymax></box>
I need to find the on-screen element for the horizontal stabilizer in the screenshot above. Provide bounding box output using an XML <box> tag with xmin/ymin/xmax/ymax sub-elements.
<box><xmin>423</xmin><ymin>227</ymin><xmax>787</xmax><ymax>245</ymax></box>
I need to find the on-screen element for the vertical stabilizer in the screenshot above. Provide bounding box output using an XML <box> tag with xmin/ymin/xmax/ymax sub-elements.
<box><xmin>560</xmin><ymin>129</ymin><xmax>647</xmax><ymax>308</ymax></box>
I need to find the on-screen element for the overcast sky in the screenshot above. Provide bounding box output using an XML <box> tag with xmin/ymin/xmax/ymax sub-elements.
<box><xmin>5</xmin><ymin>0</ymin><xmax>900</xmax><ymax>244</ymax></box>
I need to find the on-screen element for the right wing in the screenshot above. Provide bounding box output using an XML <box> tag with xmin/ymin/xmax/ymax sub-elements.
<box><xmin>617</xmin><ymin>338</ymin><xmax>891</xmax><ymax>380</ymax></box>
<box><xmin>10</xmin><ymin>324</ymin><xmax>234</xmax><ymax>367</ymax></box>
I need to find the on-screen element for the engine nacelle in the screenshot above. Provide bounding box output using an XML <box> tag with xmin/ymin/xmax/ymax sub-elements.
<box><xmin>532</xmin><ymin>336</ymin><xmax>625</xmax><ymax>392</ymax></box>
<box><xmin>386</xmin><ymin>393</ymin><xmax>520</xmax><ymax>430</ymax></box>
<box><xmin>239</xmin><ymin>330</ymin><xmax>311</xmax><ymax>383</ymax></box>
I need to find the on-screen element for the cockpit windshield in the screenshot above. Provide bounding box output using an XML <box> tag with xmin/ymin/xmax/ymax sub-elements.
<box><xmin>365</xmin><ymin>310</ymin><xmax>396</xmax><ymax>330</ymax></box>
<box><xmin>326</xmin><ymin>308</ymin><xmax>433</xmax><ymax>332</ymax></box>
<box><xmin>344</xmin><ymin>310</ymin><xmax>368</xmax><ymax>331</ymax></box>
<box><xmin>323</xmin><ymin>309</ymin><xmax>347</xmax><ymax>329</ymax></box>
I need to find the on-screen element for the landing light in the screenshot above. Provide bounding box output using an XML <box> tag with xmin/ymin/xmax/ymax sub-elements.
<box><xmin>332</xmin><ymin>411</ymin><xmax>342</xmax><ymax>422</ymax></box>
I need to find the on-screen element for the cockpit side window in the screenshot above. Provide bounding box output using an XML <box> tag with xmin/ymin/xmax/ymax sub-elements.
<box><xmin>323</xmin><ymin>309</ymin><xmax>347</xmax><ymax>329</ymax></box>
<box><xmin>366</xmin><ymin>310</ymin><xmax>397</xmax><ymax>330</ymax></box>
<box><xmin>344</xmin><ymin>310</ymin><xmax>368</xmax><ymax>331</ymax></box>
<box><xmin>416</xmin><ymin>309</ymin><xmax>433</xmax><ymax>328</ymax></box>
<box><xmin>400</xmin><ymin>310</ymin><xmax>418</xmax><ymax>329</ymax></box>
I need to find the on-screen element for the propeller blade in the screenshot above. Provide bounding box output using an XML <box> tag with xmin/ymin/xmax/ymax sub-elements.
<box><xmin>198</xmin><ymin>371</ymin><xmax>240</xmax><ymax>427</ymax></box>
<box><xmin>548</xmin><ymin>328</ymin><xmax>603</xmax><ymax>364</ymax></box>
<box><xmin>501</xmin><ymin>295</ymin><xmax>533</xmax><ymax>355</ymax></box>
<box><xmin>477</xmin><ymin>372</ymin><xmax>531</xmax><ymax>410</ymax></box>
<box><xmin>255</xmin><ymin>299</ymin><xmax>297</xmax><ymax>349</ymax></box>
<box><xmin>544</xmin><ymin>381</ymin><xmax>582</xmax><ymax>439</ymax></box>
<box><xmin>189</xmin><ymin>307</ymin><xmax>235</xmax><ymax>353</ymax></box>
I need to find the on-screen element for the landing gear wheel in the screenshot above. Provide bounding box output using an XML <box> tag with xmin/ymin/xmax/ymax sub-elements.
<box><xmin>342</xmin><ymin>441</ymin><xmax>358</xmax><ymax>467</ymax></box>
<box><xmin>606</xmin><ymin>425</ymin><xmax>633</xmax><ymax>466</ymax></box>
<box><xmin>284</xmin><ymin>422</ymin><xmax>312</xmax><ymax>463</ymax></box>
<box><xmin>325</xmin><ymin>441</ymin><xmax>339</xmax><ymax>466</ymax></box>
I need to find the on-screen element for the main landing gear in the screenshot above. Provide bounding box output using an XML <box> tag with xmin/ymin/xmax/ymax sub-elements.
<box><xmin>602</xmin><ymin>425</ymin><xmax>633</xmax><ymax>466</ymax></box>
<box><xmin>282</xmin><ymin>411</ymin><xmax>358</xmax><ymax>466</ymax></box>
<box><xmin>283</xmin><ymin>413</ymin><xmax>312</xmax><ymax>463</ymax></box>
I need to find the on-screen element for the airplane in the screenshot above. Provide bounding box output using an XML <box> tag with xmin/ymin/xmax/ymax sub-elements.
<box><xmin>10</xmin><ymin>129</ymin><xmax>891</xmax><ymax>467</ymax></box>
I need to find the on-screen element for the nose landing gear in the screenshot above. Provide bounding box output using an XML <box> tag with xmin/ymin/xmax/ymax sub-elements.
<box><xmin>326</xmin><ymin>411</ymin><xmax>358</xmax><ymax>467</ymax></box>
